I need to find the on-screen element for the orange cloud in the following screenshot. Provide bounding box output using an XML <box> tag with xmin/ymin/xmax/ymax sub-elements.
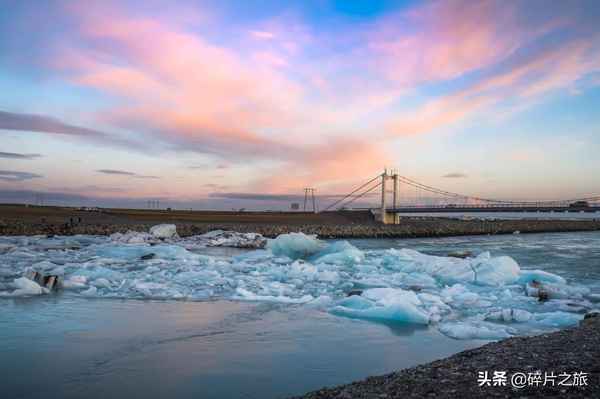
<box><xmin>250</xmin><ymin>138</ymin><xmax>390</xmax><ymax>194</ymax></box>
<box><xmin>63</xmin><ymin>7</ymin><xmax>306</xmax><ymax>157</ymax></box>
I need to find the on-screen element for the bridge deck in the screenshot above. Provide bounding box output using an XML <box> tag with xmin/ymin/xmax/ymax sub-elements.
<box><xmin>388</xmin><ymin>206</ymin><xmax>600</xmax><ymax>213</ymax></box>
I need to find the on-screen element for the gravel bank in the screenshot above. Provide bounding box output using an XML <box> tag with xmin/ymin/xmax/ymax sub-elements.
<box><xmin>292</xmin><ymin>314</ymin><xmax>600</xmax><ymax>399</ymax></box>
<box><xmin>1</xmin><ymin>218</ymin><xmax>600</xmax><ymax>238</ymax></box>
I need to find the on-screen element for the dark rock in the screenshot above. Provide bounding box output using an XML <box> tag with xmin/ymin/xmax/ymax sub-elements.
<box><xmin>584</xmin><ymin>311</ymin><xmax>600</xmax><ymax>320</ymax></box>
<box><xmin>538</xmin><ymin>290</ymin><xmax>550</xmax><ymax>302</ymax></box>
<box><xmin>447</xmin><ymin>251</ymin><xmax>473</xmax><ymax>259</ymax></box>
<box><xmin>43</xmin><ymin>275</ymin><xmax>59</xmax><ymax>290</ymax></box>
<box><xmin>347</xmin><ymin>290</ymin><xmax>363</xmax><ymax>297</ymax></box>
<box><xmin>24</xmin><ymin>271</ymin><xmax>60</xmax><ymax>291</ymax></box>
<box><xmin>140</xmin><ymin>253</ymin><xmax>156</xmax><ymax>260</ymax></box>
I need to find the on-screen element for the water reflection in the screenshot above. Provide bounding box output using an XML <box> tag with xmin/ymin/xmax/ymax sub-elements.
<box><xmin>1</xmin><ymin>298</ymin><xmax>479</xmax><ymax>399</ymax></box>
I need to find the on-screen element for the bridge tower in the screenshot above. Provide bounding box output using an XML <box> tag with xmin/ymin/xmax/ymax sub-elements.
<box><xmin>392</xmin><ymin>171</ymin><xmax>400</xmax><ymax>224</ymax></box>
<box><xmin>379</xmin><ymin>169</ymin><xmax>400</xmax><ymax>224</ymax></box>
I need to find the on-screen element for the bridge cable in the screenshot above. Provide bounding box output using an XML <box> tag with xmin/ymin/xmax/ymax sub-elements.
<box><xmin>322</xmin><ymin>174</ymin><xmax>382</xmax><ymax>211</ymax></box>
<box><xmin>396</xmin><ymin>175</ymin><xmax>600</xmax><ymax>206</ymax></box>
<box><xmin>336</xmin><ymin>181</ymin><xmax>383</xmax><ymax>210</ymax></box>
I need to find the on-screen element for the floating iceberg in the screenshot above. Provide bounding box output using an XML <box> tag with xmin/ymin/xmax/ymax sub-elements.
<box><xmin>0</xmin><ymin>231</ymin><xmax>595</xmax><ymax>341</ymax></box>
<box><xmin>439</xmin><ymin>321</ymin><xmax>515</xmax><ymax>340</ymax></box>
<box><xmin>149</xmin><ymin>224</ymin><xmax>178</xmax><ymax>239</ymax></box>
<box><xmin>234</xmin><ymin>287</ymin><xmax>314</xmax><ymax>304</ymax></box>
<box><xmin>381</xmin><ymin>249</ymin><xmax>520</xmax><ymax>286</ymax></box>
<box><xmin>110</xmin><ymin>230</ymin><xmax>155</xmax><ymax>244</ymax></box>
<box><xmin>533</xmin><ymin>311</ymin><xmax>583</xmax><ymax>327</ymax></box>
<box><xmin>332</xmin><ymin>288</ymin><xmax>430</xmax><ymax>324</ymax></box>
<box><xmin>518</xmin><ymin>270</ymin><xmax>567</xmax><ymax>285</ymax></box>
<box><xmin>311</xmin><ymin>241</ymin><xmax>365</xmax><ymax>265</ymax></box>
<box><xmin>486</xmin><ymin>308</ymin><xmax>533</xmax><ymax>323</ymax></box>
<box><xmin>473</xmin><ymin>256</ymin><xmax>520</xmax><ymax>286</ymax></box>
<box><xmin>0</xmin><ymin>277</ymin><xmax>48</xmax><ymax>297</ymax></box>
<box><xmin>267</xmin><ymin>232</ymin><xmax>325</xmax><ymax>259</ymax></box>
<box><xmin>203</xmin><ymin>231</ymin><xmax>267</xmax><ymax>249</ymax></box>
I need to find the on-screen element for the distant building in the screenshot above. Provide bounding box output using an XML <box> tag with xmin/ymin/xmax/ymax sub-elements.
<box><xmin>290</xmin><ymin>203</ymin><xmax>300</xmax><ymax>210</ymax></box>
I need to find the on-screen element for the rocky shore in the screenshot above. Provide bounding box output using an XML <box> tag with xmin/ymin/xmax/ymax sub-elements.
<box><xmin>1</xmin><ymin>217</ymin><xmax>600</xmax><ymax>239</ymax></box>
<box><xmin>292</xmin><ymin>314</ymin><xmax>600</xmax><ymax>399</ymax></box>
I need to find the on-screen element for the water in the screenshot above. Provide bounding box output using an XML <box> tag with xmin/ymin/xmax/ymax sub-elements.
<box><xmin>1</xmin><ymin>231</ymin><xmax>599</xmax><ymax>399</ymax></box>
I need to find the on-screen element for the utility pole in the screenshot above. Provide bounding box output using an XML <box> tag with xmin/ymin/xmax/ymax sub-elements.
<box><xmin>303</xmin><ymin>188</ymin><xmax>316</xmax><ymax>213</ymax></box>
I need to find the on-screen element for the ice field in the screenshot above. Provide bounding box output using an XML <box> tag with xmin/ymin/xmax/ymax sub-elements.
<box><xmin>2</xmin><ymin>227</ymin><xmax>599</xmax><ymax>341</ymax></box>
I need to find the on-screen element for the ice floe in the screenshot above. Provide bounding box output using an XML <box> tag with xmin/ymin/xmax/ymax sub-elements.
<box><xmin>202</xmin><ymin>230</ymin><xmax>267</xmax><ymax>249</ymax></box>
<box><xmin>439</xmin><ymin>321</ymin><xmax>515</xmax><ymax>340</ymax></box>
<box><xmin>149</xmin><ymin>224</ymin><xmax>178</xmax><ymax>239</ymax></box>
<box><xmin>332</xmin><ymin>288</ymin><xmax>430</xmax><ymax>324</ymax></box>
<box><xmin>0</xmin><ymin>227</ymin><xmax>597</xmax><ymax>340</ymax></box>
<box><xmin>0</xmin><ymin>277</ymin><xmax>48</xmax><ymax>297</ymax></box>
<box><xmin>110</xmin><ymin>226</ymin><xmax>268</xmax><ymax>250</ymax></box>
<box><xmin>267</xmin><ymin>232</ymin><xmax>325</xmax><ymax>259</ymax></box>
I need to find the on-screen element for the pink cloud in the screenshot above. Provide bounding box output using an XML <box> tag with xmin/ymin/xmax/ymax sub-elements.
<box><xmin>61</xmin><ymin>7</ymin><xmax>307</xmax><ymax>155</ymax></box>
<box><xmin>250</xmin><ymin>30</ymin><xmax>275</xmax><ymax>40</ymax></box>
<box><xmin>385</xmin><ymin>35</ymin><xmax>600</xmax><ymax>137</ymax></box>
<box><xmin>250</xmin><ymin>138</ymin><xmax>390</xmax><ymax>194</ymax></box>
<box><xmin>369</xmin><ymin>0</ymin><xmax>525</xmax><ymax>85</ymax></box>
<box><xmin>46</xmin><ymin>0</ymin><xmax>600</xmax><ymax>199</ymax></box>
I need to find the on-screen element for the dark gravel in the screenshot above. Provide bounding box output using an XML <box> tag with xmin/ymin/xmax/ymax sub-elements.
<box><xmin>291</xmin><ymin>314</ymin><xmax>600</xmax><ymax>399</ymax></box>
<box><xmin>2</xmin><ymin>218</ymin><xmax>600</xmax><ymax>238</ymax></box>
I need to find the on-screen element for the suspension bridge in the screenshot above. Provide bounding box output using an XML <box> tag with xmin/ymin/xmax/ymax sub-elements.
<box><xmin>322</xmin><ymin>169</ymin><xmax>600</xmax><ymax>224</ymax></box>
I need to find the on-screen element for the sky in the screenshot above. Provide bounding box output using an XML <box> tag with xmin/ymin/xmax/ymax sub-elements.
<box><xmin>1</xmin><ymin>0</ymin><xmax>600</xmax><ymax>210</ymax></box>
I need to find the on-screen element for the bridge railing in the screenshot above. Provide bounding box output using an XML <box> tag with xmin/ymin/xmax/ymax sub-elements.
<box><xmin>386</xmin><ymin>203</ymin><xmax>598</xmax><ymax>210</ymax></box>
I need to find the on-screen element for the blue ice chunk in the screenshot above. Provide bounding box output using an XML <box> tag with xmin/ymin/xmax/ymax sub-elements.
<box><xmin>473</xmin><ymin>256</ymin><xmax>520</xmax><ymax>286</ymax></box>
<box><xmin>533</xmin><ymin>311</ymin><xmax>583</xmax><ymax>327</ymax></box>
<box><xmin>517</xmin><ymin>270</ymin><xmax>567</xmax><ymax>285</ymax></box>
<box><xmin>439</xmin><ymin>321</ymin><xmax>514</xmax><ymax>340</ymax></box>
<box><xmin>336</xmin><ymin>295</ymin><xmax>373</xmax><ymax>310</ymax></box>
<box><xmin>332</xmin><ymin>288</ymin><xmax>430</xmax><ymax>324</ymax></box>
<box><xmin>267</xmin><ymin>233</ymin><xmax>325</xmax><ymax>260</ymax></box>
<box><xmin>311</xmin><ymin>241</ymin><xmax>364</xmax><ymax>265</ymax></box>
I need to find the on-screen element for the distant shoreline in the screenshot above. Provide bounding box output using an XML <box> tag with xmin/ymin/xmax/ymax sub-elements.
<box><xmin>1</xmin><ymin>203</ymin><xmax>600</xmax><ymax>238</ymax></box>
<box><xmin>2</xmin><ymin>217</ymin><xmax>600</xmax><ymax>239</ymax></box>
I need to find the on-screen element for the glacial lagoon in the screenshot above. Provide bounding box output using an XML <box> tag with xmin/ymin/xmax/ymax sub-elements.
<box><xmin>1</xmin><ymin>230</ymin><xmax>599</xmax><ymax>398</ymax></box>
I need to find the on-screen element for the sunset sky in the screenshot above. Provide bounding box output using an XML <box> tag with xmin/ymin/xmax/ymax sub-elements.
<box><xmin>1</xmin><ymin>0</ymin><xmax>600</xmax><ymax>209</ymax></box>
